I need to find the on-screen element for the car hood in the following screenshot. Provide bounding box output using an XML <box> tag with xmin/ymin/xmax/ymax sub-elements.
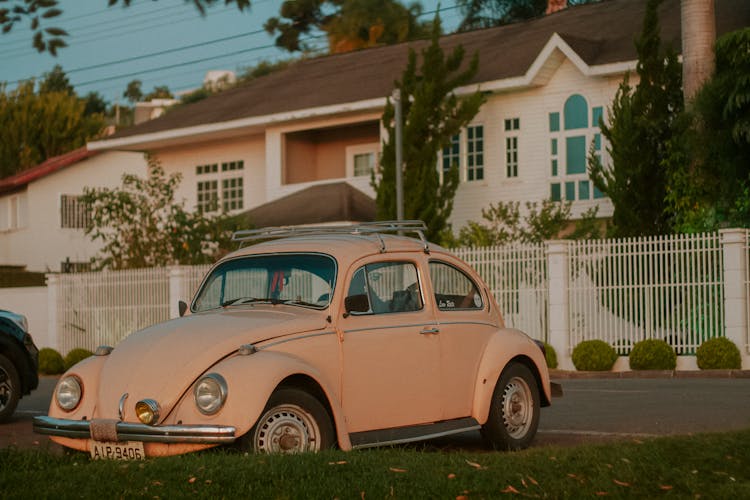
<box><xmin>94</xmin><ymin>306</ymin><xmax>328</xmax><ymax>421</ymax></box>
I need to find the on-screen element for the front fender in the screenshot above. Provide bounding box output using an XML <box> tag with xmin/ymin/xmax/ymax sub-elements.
<box><xmin>169</xmin><ymin>350</ymin><xmax>352</xmax><ymax>450</ymax></box>
<box><xmin>472</xmin><ymin>329</ymin><xmax>551</xmax><ymax>425</ymax></box>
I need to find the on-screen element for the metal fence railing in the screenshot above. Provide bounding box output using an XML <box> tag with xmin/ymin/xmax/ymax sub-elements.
<box><xmin>455</xmin><ymin>244</ymin><xmax>548</xmax><ymax>342</ymax></box>
<box><xmin>52</xmin><ymin>230</ymin><xmax>743</xmax><ymax>357</ymax></box>
<box><xmin>568</xmin><ymin>232</ymin><xmax>724</xmax><ymax>355</ymax></box>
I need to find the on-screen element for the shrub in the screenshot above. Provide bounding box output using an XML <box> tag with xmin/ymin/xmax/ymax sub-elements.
<box><xmin>64</xmin><ymin>348</ymin><xmax>94</xmax><ymax>371</ymax></box>
<box><xmin>629</xmin><ymin>339</ymin><xmax>676</xmax><ymax>370</ymax></box>
<box><xmin>572</xmin><ymin>340</ymin><xmax>618</xmax><ymax>371</ymax></box>
<box><xmin>38</xmin><ymin>348</ymin><xmax>65</xmax><ymax>375</ymax></box>
<box><xmin>544</xmin><ymin>342</ymin><xmax>558</xmax><ymax>369</ymax></box>
<box><xmin>696</xmin><ymin>337</ymin><xmax>741</xmax><ymax>370</ymax></box>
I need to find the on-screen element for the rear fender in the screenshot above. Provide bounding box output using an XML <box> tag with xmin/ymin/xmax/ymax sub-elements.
<box><xmin>472</xmin><ymin>329</ymin><xmax>551</xmax><ymax>425</ymax></box>
<box><xmin>169</xmin><ymin>350</ymin><xmax>351</xmax><ymax>450</ymax></box>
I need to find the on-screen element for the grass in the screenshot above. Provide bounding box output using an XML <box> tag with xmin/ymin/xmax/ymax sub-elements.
<box><xmin>1</xmin><ymin>430</ymin><xmax>749</xmax><ymax>499</ymax></box>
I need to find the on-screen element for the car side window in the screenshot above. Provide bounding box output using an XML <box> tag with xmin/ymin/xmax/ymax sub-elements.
<box><xmin>346</xmin><ymin>262</ymin><xmax>423</xmax><ymax>315</ymax></box>
<box><xmin>429</xmin><ymin>261</ymin><xmax>483</xmax><ymax>311</ymax></box>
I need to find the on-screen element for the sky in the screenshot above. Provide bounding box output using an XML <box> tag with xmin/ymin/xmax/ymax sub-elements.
<box><xmin>0</xmin><ymin>0</ymin><xmax>465</xmax><ymax>104</ymax></box>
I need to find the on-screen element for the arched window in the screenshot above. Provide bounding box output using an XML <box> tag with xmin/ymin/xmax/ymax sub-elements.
<box><xmin>563</xmin><ymin>94</ymin><xmax>588</xmax><ymax>130</ymax></box>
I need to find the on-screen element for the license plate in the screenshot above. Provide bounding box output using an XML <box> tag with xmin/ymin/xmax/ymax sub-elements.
<box><xmin>90</xmin><ymin>441</ymin><xmax>145</xmax><ymax>460</ymax></box>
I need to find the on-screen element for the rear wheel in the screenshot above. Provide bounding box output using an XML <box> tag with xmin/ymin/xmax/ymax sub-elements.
<box><xmin>481</xmin><ymin>362</ymin><xmax>540</xmax><ymax>450</ymax></box>
<box><xmin>0</xmin><ymin>353</ymin><xmax>21</xmax><ymax>423</ymax></box>
<box><xmin>247</xmin><ymin>388</ymin><xmax>334</xmax><ymax>453</ymax></box>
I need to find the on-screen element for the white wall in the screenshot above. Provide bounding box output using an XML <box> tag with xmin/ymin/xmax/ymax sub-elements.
<box><xmin>0</xmin><ymin>151</ymin><xmax>147</xmax><ymax>272</ymax></box>
<box><xmin>449</xmin><ymin>58</ymin><xmax>618</xmax><ymax>230</ymax></box>
<box><xmin>0</xmin><ymin>286</ymin><xmax>50</xmax><ymax>348</ymax></box>
<box><xmin>156</xmin><ymin>134</ymin><xmax>267</xmax><ymax>213</ymax></box>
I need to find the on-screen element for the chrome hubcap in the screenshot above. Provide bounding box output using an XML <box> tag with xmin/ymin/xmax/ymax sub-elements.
<box><xmin>501</xmin><ymin>376</ymin><xmax>533</xmax><ymax>439</ymax></box>
<box><xmin>253</xmin><ymin>404</ymin><xmax>320</xmax><ymax>453</ymax></box>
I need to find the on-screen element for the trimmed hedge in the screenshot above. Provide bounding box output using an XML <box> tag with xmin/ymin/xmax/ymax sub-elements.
<box><xmin>63</xmin><ymin>348</ymin><xmax>94</xmax><ymax>371</ymax></box>
<box><xmin>696</xmin><ymin>337</ymin><xmax>741</xmax><ymax>370</ymax></box>
<box><xmin>544</xmin><ymin>342</ymin><xmax>558</xmax><ymax>369</ymax></box>
<box><xmin>38</xmin><ymin>348</ymin><xmax>65</xmax><ymax>375</ymax></box>
<box><xmin>572</xmin><ymin>340</ymin><xmax>618</xmax><ymax>371</ymax></box>
<box><xmin>629</xmin><ymin>339</ymin><xmax>676</xmax><ymax>370</ymax></box>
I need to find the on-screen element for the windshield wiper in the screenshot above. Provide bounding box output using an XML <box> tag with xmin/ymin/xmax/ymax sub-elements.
<box><xmin>282</xmin><ymin>299</ymin><xmax>324</xmax><ymax>308</ymax></box>
<box><xmin>221</xmin><ymin>297</ymin><xmax>283</xmax><ymax>307</ymax></box>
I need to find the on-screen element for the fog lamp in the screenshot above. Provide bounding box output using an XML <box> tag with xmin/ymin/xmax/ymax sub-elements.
<box><xmin>135</xmin><ymin>399</ymin><xmax>161</xmax><ymax>426</ymax></box>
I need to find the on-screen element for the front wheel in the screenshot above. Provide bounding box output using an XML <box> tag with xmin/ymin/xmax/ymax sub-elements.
<box><xmin>0</xmin><ymin>353</ymin><xmax>21</xmax><ymax>423</ymax></box>
<box><xmin>481</xmin><ymin>362</ymin><xmax>540</xmax><ymax>450</ymax></box>
<box><xmin>246</xmin><ymin>388</ymin><xmax>334</xmax><ymax>453</ymax></box>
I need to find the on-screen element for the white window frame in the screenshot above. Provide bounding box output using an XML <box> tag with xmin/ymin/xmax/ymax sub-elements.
<box><xmin>438</xmin><ymin>124</ymin><xmax>485</xmax><ymax>184</ymax></box>
<box><xmin>195</xmin><ymin>160</ymin><xmax>245</xmax><ymax>214</ymax></box>
<box><xmin>346</xmin><ymin>143</ymin><xmax>380</xmax><ymax>178</ymax></box>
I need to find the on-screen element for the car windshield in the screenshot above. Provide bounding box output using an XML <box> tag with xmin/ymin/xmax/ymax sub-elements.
<box><xmin>192</xmin><ymin>253</ymin><xmax>336</xmax><ymax>312</ymax></box>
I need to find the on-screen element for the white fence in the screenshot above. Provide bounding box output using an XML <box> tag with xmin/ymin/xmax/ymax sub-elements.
<box><xmin>455</xmin><ymin>245</ymin><xmax>547</xmax><ymax>341</ymax></box>
<box><xmin>42</xmin><ymin>229</ymin><xmax>750</xmax><ymax>370</ymax></box>
<box><xmin>568</xmin><ymin>233</ymin><xmax>724</xmax><ymax>354</ymax></box>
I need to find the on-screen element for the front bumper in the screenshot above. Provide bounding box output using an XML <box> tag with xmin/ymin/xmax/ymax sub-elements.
<box><xmin>33</xmin><ymin>416</ymin><xmax>236</xmax><ymax>444</ymax></box>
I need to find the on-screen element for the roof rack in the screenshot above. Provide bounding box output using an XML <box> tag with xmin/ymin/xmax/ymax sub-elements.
<box><xmin>232</xmin><ymin>220</ymin><xmax>430</xmax><ymax>253</ymax></box>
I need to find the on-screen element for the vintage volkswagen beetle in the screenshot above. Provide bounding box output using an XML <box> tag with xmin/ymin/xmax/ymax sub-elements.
<box><xmin>34</xmin><ymin>221</ymin><xmax>558</xmax><ymax>458</ymax></box>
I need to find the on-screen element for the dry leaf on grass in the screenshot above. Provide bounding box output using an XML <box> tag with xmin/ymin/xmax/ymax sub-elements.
<box><xmin>613</xmin><ymin>479</ymin><xmax>630</xmax><ymax>487</ymax></box>
<box><xmin>500</xmin><ymin>485</ymin><xmax>519</xmax><ymax>494</ymax></box>
<box><xmin>659</xmin><ymin>485</ymin><xmax>673</xmax><ymax>491</ymax></box>
<box><xmin>447</xmin><ymin>473</ymin><xmax>456</xmax><ymax>479</ymax></box>
<box><xmin>465</xmin><ymin>460</ymin><xmax>486</xmax><ymax>469</ymax></box>
<box><xmin>389</xmin><ymin>467</ymin><xmax>407</xmax><ymax>473</ymax></box>
<box><xmin>188</xmin><ymin>477</ymin><xmax>196</xmax><ymax>484</ymax></box>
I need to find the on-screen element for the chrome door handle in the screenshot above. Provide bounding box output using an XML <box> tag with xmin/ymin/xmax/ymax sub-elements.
<box><xmin>420</xmin><ymin>327</ymin><xmax>440</xmax><ymax>335</ymax></box>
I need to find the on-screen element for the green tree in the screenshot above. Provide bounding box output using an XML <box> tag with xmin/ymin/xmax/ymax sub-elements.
<box><xmin>372</xmin><ymin>16</ymin><xmax>484</xmax><ymax>243</ymax></box>
<box><xmin>453</xmin><ymin>200</ymin><xmax>602</xmax><ymax>246</ymax></box>
<box><xmin>265</xmin><ymin>0</ymin><xmax>432</xmax><ymax>54</ymax></box>
<box><xmin>39</xmin><ymin>64</ymin><xmax>73</xmax><ymax>95</ymax></box>
<box><xmin>1</xmin><ymin>0</ymin><xmax>249</xmax><ymax>55</ymax></box>
<box><xmin>457</xmin><ymin>0</ymin><xmax>597</xmax><ymax>30</ymax></box>
<box><xmin>82</xmin><ymin>91</ymin><xmax>107</xmax><ymax>116</ymax></box>
<box><xmin>0</xmin><ymin>80</ymin><xmax>104</xmax><ymax>178</ymax></box>
<box><xmin>588</xmin><ymin>0</ymin><xmax>682</xmax><ymax>237</ymax></box>
<box><xmin>666</xmin><ymin>28</ymin><xmax>750</xmax><ymax>231</ymax></box>
<box><xmin>82</xmin><ymin>155</ymin><xmax>235</xmax><ymax>270</ymax></box>
<box><xmin>123</xmin><ymin>80</ymin><xmax>143</xmax><ymax>104</ymax></box>
<box><xmin>143</xmin><ymin>85</ymin><xmax>173</xmax><ymax>101</ymax></box>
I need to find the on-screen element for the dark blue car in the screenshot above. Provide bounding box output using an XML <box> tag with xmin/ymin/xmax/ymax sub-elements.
<box><xmin>0</xmin><ymin>310</ymin><xmax>39</xmax><ymax>423</ymax></box>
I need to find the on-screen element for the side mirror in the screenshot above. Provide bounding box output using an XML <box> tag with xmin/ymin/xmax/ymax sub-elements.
<box><xmin>178</xmin><ymin>300</ymin><xmax>188</xmax><ymax>317</ymax></box>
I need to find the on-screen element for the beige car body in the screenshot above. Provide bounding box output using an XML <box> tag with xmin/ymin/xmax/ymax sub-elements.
<box><xmin>36</xmin><ymin>229</ymin><xmax>553</xmax><ymax>456</ymax></box>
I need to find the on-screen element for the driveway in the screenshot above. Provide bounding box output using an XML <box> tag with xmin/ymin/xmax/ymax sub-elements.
<box><xmin>2</xmin><ymin>376</ymin><xmax>750</xmax><ymax>452</ymax></box>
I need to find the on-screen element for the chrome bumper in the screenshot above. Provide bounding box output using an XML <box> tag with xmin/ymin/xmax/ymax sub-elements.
<box><xmin>33</xmin><ymin>416</ymin><xmax>236</xmax><ymax>444</ymax></box>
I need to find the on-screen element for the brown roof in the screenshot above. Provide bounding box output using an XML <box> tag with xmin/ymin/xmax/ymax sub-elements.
<box><xmin>110</xmin><ymin>0</ymin><xmax>749</xmax><ymax>140</ymax></box>
<box><xmin>0</xmin><ymin>147</ymin><xmax>99</xmax><ymax>195</ymax></box>
<box><xmin>233</xmin><ymin>182</ymin><xmax>375</xmax><ymax>228</ymax></box>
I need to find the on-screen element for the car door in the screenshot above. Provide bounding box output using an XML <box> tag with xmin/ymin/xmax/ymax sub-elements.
<box><xmin>428</xmin><ymin>259</ymin><xmax>498</xmax><ymax>420</ymax></box>
<box><xmin>339</xmin><ymin>255</ymin><xmax>441</xmax><ymax>433</ymax></box>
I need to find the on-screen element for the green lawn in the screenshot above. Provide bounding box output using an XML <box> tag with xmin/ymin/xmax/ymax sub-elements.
<box><xmin>1</xmin><ymin>430</ymin><xmax>748</xmax><ymax>498</ymax></box>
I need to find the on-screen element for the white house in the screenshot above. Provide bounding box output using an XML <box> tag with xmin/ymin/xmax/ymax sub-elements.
<box><xmin>0</xmin><ymin>148</ymin><xmax>147</xmax><ymax>272</ymax></box>
<box><xmin>86</xmin><ymin>0</ymin><xmax>747</xmax><ymax>233</ymax></box>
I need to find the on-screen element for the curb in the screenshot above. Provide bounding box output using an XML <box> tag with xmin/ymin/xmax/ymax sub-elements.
<box><xmin>549</xmin><ymin>369</ymin><xmax>750</xmax><ymax>379</ymax></box>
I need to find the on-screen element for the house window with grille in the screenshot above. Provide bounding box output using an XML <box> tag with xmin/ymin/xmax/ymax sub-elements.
<box><xmin>60</xmin><ymin>194</ymin><xmax>91</xmax><ymax>229</ymax></box>
<box><xmin>466</xmin><ymin>125</ymin><xmax>484</xmax><ymax>181</ymax></box>
<box><xmin>196</xmin><ymin>160</ymin><xmax>244</xmax><ymax>213</ymax></box>
<box><xmin>441</xmin><ymin>134</ymin><xmax>460</xmax><ymax>177</ymax></box>
<box><xmin>505</xmin><ymin>118</ymin><xmax>519</xmax><ymax>178</ymax></box>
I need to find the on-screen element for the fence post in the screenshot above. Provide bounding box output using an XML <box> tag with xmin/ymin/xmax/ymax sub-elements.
<box><xmin>46</xmin><ymin>273</ymin><xmax>60</xmax><ymax>352</ymax></box>
<box><xmin>720</xmin><ymin>229</ymin><xmax>749</xmax><ymax>368</ymax></box>
<box><xmin>546</xmin><ymin>240</ymin><xmax>573</xmax><ymax>370</ymax></box>
<box><xmin>168</xmin><ymin>266</ymin><xmax>185</xmax><ymax>319</ymax></box>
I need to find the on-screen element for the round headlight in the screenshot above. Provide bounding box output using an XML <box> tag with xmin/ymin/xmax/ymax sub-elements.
<box><xmin>135</xmin><ymin>399</ymin><xmax>161</xmax><ymax>425</ymax></box>
<box><xmin>56</xmin><ymin>376</ymin><xmax>82</xmax><ymax>412</ymax></box>
<box><xmin>194</xmin><ymin>373</ymin><xmax>227</xmax><ymax>415</ymax></box>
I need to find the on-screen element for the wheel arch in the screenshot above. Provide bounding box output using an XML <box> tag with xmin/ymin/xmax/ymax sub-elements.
<box><xmin>471</xmin><ymin>329</ymin><xmax>552</xmax><ymax>425</ymax></box>
<box><xmin>183</xmin><ymin>351</ymin><xmax>352</xmax><ymax>450</ymax></box>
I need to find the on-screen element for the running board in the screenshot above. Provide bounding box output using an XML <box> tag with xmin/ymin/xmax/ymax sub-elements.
<box><xmin>350</xmin><ymin>417</ymin><xmax>480</xmax><ymax>449</ymax></box>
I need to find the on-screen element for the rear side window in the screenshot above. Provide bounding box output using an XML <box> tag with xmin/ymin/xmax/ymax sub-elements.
<box><xmin>429</xmin><ymin>261</ymin><xmax>483</xmax><ymax>310</ymax></box>
<box><xmin>346</xmin><ymin>262</ymin><xmax>423</xmax><ymax>314</ymax></box>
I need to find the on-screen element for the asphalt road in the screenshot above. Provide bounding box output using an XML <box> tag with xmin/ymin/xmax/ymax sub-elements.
<box><xmin>2</xmin><ymin>376</ymin><xmax>750</xmax><ymax>453</ymax></box>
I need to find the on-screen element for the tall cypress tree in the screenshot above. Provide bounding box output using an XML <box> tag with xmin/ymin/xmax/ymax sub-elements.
<box><xmin>588</xmin><ymin>0</ymin><xmax>682</xmax><ymax>237</ymax></box>
<box><xmin>373</xmin><ymin>16</ymin><xmax>485</xmax><ymax>243</ymax></box>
